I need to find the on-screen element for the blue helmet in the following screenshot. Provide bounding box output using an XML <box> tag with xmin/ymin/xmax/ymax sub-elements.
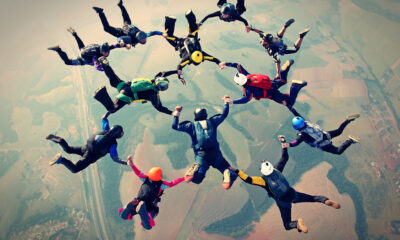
<box><xmin>292</xmin><ymin>116</ymin><xmax>305</xmax><ymax>130</ymax></box>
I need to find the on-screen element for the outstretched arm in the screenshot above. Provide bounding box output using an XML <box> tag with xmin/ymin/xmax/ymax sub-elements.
<box><xmin>127</xmin><ymin>155</ymin><xmax>147</xmax><ymax>181</ymax></box>
<box><xmin>199</xmin><ymin>11</ymin><xmax>220</xmax><ymax>25</ymax></box>
<box><xmin>172</xmin><ymin>116</ymin><xmax>193</xmax><ymax>134</ymax></box>
<box><xmin>236</xmin><ymin>16</ymin><xmax>249</xmax><ymax>26</ymax></box>
<box><xmin>149</xmin><ymin>94</ymin><xmax>173</xmax><ymax>115</ymax></box>
<box><xmin>161</xmin><ymin>177</ymin><xmax>185</xmax><ymax>190</ymax></box>
<box><xmin>225</xmin><ymin>62</ymin><xmax>250</xmax><ymax>75</ymax></box>
<box><xmin>147</xmin><ymin>31</ymin><xmax>163</xmax><ymax>37</ymax></box>
<box><xmin>155</xmin><ymin>70</ymin><xmax>178</xmax><ymax>78</ymax></box>
<box><xmin>209</xmin><ymin>103</ymin><xmax>229</xmax><ymax>127</ymax></box>
<box><xmin>109</xmin><ymin>144</ymin><xmax>127</xmax><ymax>165</ymax></box>
<box><xmin>289</xmin><ymin>133</ymin><xmax>305</xmax><ymax>147</ymax></box>
<box><xmin>274</xmin><ymin>146</ymin><xmax>289</xmax><ymax>172</ymax></box>
<box><xmin>231</xmin><ymin>168</ymin><xmax>267</xmax><ymax>187</ymax></box>
<box><xmin>202</xmin><ymin>51</ymin><xmax>221</xmax><ymax>65</ymax></box>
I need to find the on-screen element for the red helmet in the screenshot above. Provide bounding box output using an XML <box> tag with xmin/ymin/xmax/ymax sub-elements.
<box><xmin>148</xmin><ymin>167</ymin><xmax>163</xmax><ymax>181</ymax></box>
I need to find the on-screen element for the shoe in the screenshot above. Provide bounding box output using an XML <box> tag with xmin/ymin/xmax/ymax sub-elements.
<box><xmin>281</xmin><ymin>59</ymin><xmax>294</xmax><ymax>71</ymax></box>
<box><xmin>185</xmin><ymin>163</ymin><xmax>199</xmax><ymax>181</ymax></box>
<box><xmin>324</xmin><ymin>200</ymin><xmax>341</xmax><ymax>209</ymax></box>
<box><xmin>291</xmin><ymin>80</ymin><xmax>308</xmax><ymax>87</ymax></box>
<box><xmin>222</xmin><ymin>169</ymin><xmax>231</xmax><ymax>189</ymax></box>
<box><xmin>117</xmin><ymin>0</ymin><xmax>123</xmax><ymax>7</ymax></box>
<box><xmin>66</xmin><ymin>26</ymin><xmax>76</xmax><ymax>35</ymax></box>
<box><xmin>348</xmin><ymin>135</ymin><xmax>360</xmax><ymax>144</ymax></box>
<box><xmin>46</xmin><ymin>134</ymin><xmax>62</xmax><ymax>143</ymax></box>
<box><xmin>93</xmin><ymin>7</ymin><xmax>104</xmax><ymax>13</ymax></box>
<box><xmin>299</xmin><ymin>28</ymin><xmax>310</xmax><ymax>38</ymax></box>
<box><xmin>97</xmin><ymin>56</ymin><xmax>109</xmax><ymax>65</ymax></box>
<box><xmin>297</xmin><ymin>218</ymin><xmax>308</xmax><ymax>233</ymax></box>
<box><xmin>284</xmin><ymin>18</ymin><xmax>295</xmax><ymax>28</ymax></box>
<box><xmin>346</xmin><ymin>113</ymin><xmax>360</xmax><ymax>121</ymax></box>
<box><xmin>49</xmin><ymin>153</ymin><xmax>62</xmax><ymax>166</ymax></box>
<box><xmin>47</xmin><ymin>45</ymin><xmax>61</xmax><ymax>51</ymax></box>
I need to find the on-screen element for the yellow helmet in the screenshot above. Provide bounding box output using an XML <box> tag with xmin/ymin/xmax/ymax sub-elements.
<box><xmin>191</xmin><ymin>51</ymin><xmax>203</xmax><ymax>64</ymax></box>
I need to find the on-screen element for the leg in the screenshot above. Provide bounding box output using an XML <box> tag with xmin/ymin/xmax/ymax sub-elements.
<box><xmin>209</xmin><ymin>151</ymin><xmax>237</xmax><ymax>189</ymax></box>
<box><xmin>120</xmin><ymin>198</ymin><xmax>139</xmax><ymax>219</ymax></box>
<box><xmin>327</xmin><ymin>119</ymin><xmax>352</xmax><ymax>139</ymax></box>
<box><xmin>49</xmin><ymin>47</ymin><xmax>74</xmax><ymax>65</ymax></box>
<box><xmin>284</xmin><ymin>47</ymin><xmax>299</xmax><ymax>54</ymax></box>
<box><xmin>217</xmin><ymin>0</ymin><xmax>227</xmax><ymax>7</ymax></box>
<box><xmin>191</xmin><ymin>153</ymin><xmax>210</xmax><ymax>184</ymax></box>
<box><xmin>185</xmin><ymin>9</ymin><xmax>199</xmax><ymax>34</ymax></box>
<box><xmin>118</xmin><ymin>0</ymin><xmax>131</xmax><ymax>25</ymax></box>
<box><xmin>56</xmin><ymin>138</ymin><xmax>86</xmax><ymax>156</ymax></box>
<box><xmin>71</xmin><ymin>31</ymin><xmax>85</xmax><ymax>49</ymax></box>
<box><xmin>59</xmin><ymin>152</ymin><xmax>96</xmax><ymax>174</ymax></box>
<box><xmin>138</xmin><ymin>204</ymin><xmax>153</xmax><ymax>230</ymax></box>
<box><xmin>277</xmin><ymin>205</ymin><xmax>297</xmax><ymax>230</ymax></box>
<box><xmin>102</xmin><ymin>64</ymin><xmax>124</xmax><ymax>88</ymax></box>
<box><xmin>278</xmin><ymin>59</ymin><xmax>294</xmax><ymax>83</ymax></box>
<box><xmin>287</xmin><ymin>81</ymin><xmax>307</xmax><ymax>107</ymax></box>
<box><xmin>294</xmin><ymin>29</ymin><xmax>310</xmax><ymax>50</ymax></box>
<box><xmin>293</xmin><ymin>191</ymin><xmax>328</xmax><ymax>204</ymax></box>
<box><xmin>277</xmin><ymin>19</ymin><xmax>295</xmax><ymax>38</ymax></box>
<box><xmin>95</xmin><ymin>10</ymin><xmax>125</xmax><ymax>37</ymax></box>
<box><xmin>321</xmin><ymin>141</ymin><xmax>353</xmax><ymax>155</ymax></box>
<box><xmin>236</xmin><ymin>0</ymin><xmax>246</xmax><ymax>15</ymax></box>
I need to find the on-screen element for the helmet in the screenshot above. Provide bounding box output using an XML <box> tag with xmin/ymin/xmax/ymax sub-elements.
<box><xmin>233</xmin><ymin>73</ymin><xmax>248</xmax><ymax>86</ymax></box>
<box><xmin>191</xmin><ymin>51</ymin><xmax>203</xmax><ymax>63</ymax></box>
<box><xmin>154</xmin><ymin>77</ymin><xmax>169</xmax><ymax>91</ymax></box>
<box><xmin>100</xmin><ymin>42</ymin><xmax>110</xmax><ymax>53</ymax></box>
<box><xmin>292</xmin><ymin>116</ymin><xmax>306</xmax><ymax>130</ymax></box>
<box><xmin>109</xmin><ymin>125</ymin><xmax>124</xmax><ymax>138</ymax></box>
<box><xmin>148</xmin><ymin>167</ymin><xmax>162</xmax><ymax>181</ymax></box>
<box><xmin>194</xmin><ymin>108</ymin><xmax>207</xmax><ymax>121</ymax></box>
<box><xmin>136</xmin><ymin>31</ymin><xmax>147</xmax><ymax>44</ymax></box>
<box><xmin>260</xmin><ymin>161</ymin><xmax>274</xmax><ymax>176</ymax></box>
<box><xmin>220</xmin><ymin>3</ymin><xmax>235</xmax><ymax>16</ymax></box>
<box><xmin>261</xmin><ymin>33</ymin><xmax>274</xmax><ymax>43</ymax></box>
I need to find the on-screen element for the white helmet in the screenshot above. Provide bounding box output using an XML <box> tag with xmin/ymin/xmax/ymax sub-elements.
<box><xmin>233</xmin><ymin>73</ymin><xmax>248</xmax><ymax>86</ymax></box>
<box><xmin>260</xmin><ymin>161</ymin><xmax>274</xmax><ymax>176</ymax></box>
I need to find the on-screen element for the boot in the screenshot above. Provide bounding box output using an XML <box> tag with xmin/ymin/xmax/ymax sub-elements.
<box><xmin>222</xmin><ymin>169</ymin><xmax>232</xmax><ymax>189</ymax></box>
<box><xmin>297</xmin><ymin>218</ymin><xmax>308</xmax><ymax>233</ymax></box>
<box><xmin>324</xmin><ymin>200</ymin><xmax>341</xmax><ymax>209</ymax></box>
<box><xmin>291</xmin><ymin>80</ymin><xmax>308</xmax><ymax>87</ymax></box>
<box><xmin>93</xmin><ymin>86</ymin><xmax>115</xmax><ymax>112</ymax></box>
<box><xmin>117</xmin><ymin>0</ymin><xmax>123</xmax><ymax>7</ymax></box>
<box><xmin>185</xmin><ymin>163</ymin><xmax>199</xmax><ymax>181</ymax></box>
<box><xmin>47</xmin><ymin>45</ymin><xmax>61</xmax><ymax>51</ymax></box>
<box><xmin>348</xmin><ymin>135</ymin><xmax>360</xmax><ymax>144</ymax></box>
<box><xmin>49</xmin><ymin>153</ymin><xmax>62</xmax><ymax>166</ymax></box>
<box><xmin>46</xmin><ymin>134</ymin><xmax>62</xmax><ymax>143</ymax></box>
<box><xmin>284</xmin><ymin>19</ymin><xmax>295</xmax><ymax>28</ymax></box>
<box><xmin>299</xmin><ymin>28</ymin><xmax>310</xmax><ymax>38</ymax></box>
<box><xmin>93</xmin><ymin>7</ymin><xmax>104</xmax><ymax>13</ymax></box>
<box><xmin>346</xmin><ymin>113</ymin><xmax>360</xmax><ymax>121</ymax></box>
<box><xmin>66</xmin><ymin>26</ymin><xmax>76</xmax><ymax>35</ymax></box>
<box><xmin>281</xmin><ymin>59</ymin><xmax>294</xmax><ymax>72</ymax></box>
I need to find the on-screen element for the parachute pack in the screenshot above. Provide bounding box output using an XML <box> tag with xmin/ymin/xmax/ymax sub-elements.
<box><xmin>193</xmin><ymin>120</ymin><xmax>217</xmax><ymax>150</ymax></box>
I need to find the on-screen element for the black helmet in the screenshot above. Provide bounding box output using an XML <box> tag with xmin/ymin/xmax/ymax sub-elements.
<box><xmin>194</xmin><ymin>108</ymin><xmax>207</xmax><ymax>121</ymax></box>
<box><xmin>154</xmin><ymin>77</ymin><xmax>169</xmax><ymax>91</ymax></box>
<box><xmin>109</xmin><ymin>125</ymin><xmax>124</xmax><ymax>138</ymax></box>
<box><xmin>136</xmin><ymin>31</ymin><xmax>147</xmax><ymax>43</ymax></box>
<box><xmin>220</xmin><ymin>3</ymin><xmax>235</xmax><ymax>16</ymax></box>
<box><xmin>262</xmin><ymin>33</ymin><xmax>274</xmax><ymax>43</ymax></box>
<box><xmin>100</xmin><ymin>42</ymin><xmax>110</xmax><ymax>53</ymax></box>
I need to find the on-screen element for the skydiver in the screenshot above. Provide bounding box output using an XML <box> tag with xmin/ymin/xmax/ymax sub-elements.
<box><xmin>198</xmin><ymin>0</ymin><xmax>251</xmax><ymax>32</ymax></box>
<box><xmin>119</xmin><ymin>155</ymin><xmax>188</xmax><ymax>230</ymax></box>
<box><xmin>171</xmin><ymin>96</ymin><xmax>237</xmax><ymax>189</ymax></box>
<box><xmin>225</xmin><ymin>59</ymin><xmax>307</xmax><ymax>116</ymax></box>
<box><xmin>93</xmin><ymin>58</ymin><xmax>176</xmax><ymax>116</ymax></box>
<box><xmin>251</xmin><ymin>19</ymin><xmax>310</xmax><ymax>62</ymax></box>
<box><xmin>288</xmin><ymin>114</ymin><xmax>360</xmax><ymax>155</ymax></box>
<box><xmin>229</xmin><ymin>135</ymin><xmax>341</xmax><ymax>233</ymax></box>
<box><xmin>93</xmin><ymin>0</ymin><xmax>162</xmax><ymax>49</ymax></box>
<box><xmin>163</xmin><ymin>10</ymin><xmax>227</xmax><ymax>85</ymax></box>
<box><xmin>48</xmin><ymin>27</ymin><xmax>122</xmax><ymax>71</ymax></box>
<box><xmin>45</xmin><ymin>114</ymin><xmax>126</xmax><ymax>173</ymax></box>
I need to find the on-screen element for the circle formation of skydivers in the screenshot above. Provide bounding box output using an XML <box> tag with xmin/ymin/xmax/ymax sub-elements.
<box><xmin>46</xmin><ymin>0</ymin><xmax>361</xmax><ymax>233</ymax></box>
